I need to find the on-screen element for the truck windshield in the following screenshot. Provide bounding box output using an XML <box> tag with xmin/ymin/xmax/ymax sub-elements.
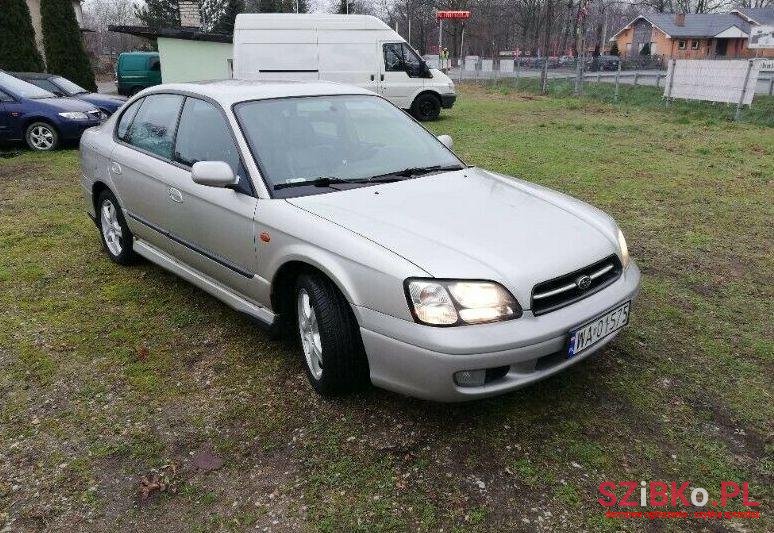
<box><xmin>0</xmin><ymin>72</ymin><xmax>56</xmax><ymax>99</ymax></box>
<box><xmin>234</xmin><ymin>95</ymin><xmax>463</xmax><ymax>196</ymax></box>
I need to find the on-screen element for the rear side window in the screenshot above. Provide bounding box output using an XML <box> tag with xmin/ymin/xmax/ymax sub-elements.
<box><xmin>0</xmin><ymin>90</ymin><xmax>12</xmax><ymax>102</ymax></box>
<box><xmin>116</xmin><ymin>98</ymin><xmax>144</xmax><ymax>142</ymax></box>
<box><xmin>124</xmin><ymin>94</ymin><xmax>184</xmax><ymax>159</ymax></box>
<box><xmin>174</xmin><ymin>98</ymin><xmax>249</xmax><ymax>193</ymax></box>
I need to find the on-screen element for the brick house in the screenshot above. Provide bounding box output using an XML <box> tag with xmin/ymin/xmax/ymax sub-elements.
<box><xmin>611</xmin><ymin>8</ymin><xmax>774</xmax><ymax>60</ymax></box>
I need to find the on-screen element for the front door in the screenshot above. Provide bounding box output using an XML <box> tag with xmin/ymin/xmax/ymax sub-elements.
<box><xmin>164</xmin><ymin>96</ymin><xmax>259</xmax><ymax>298</ymax></box>
<box><xmin>715</xmin><ymin>39</ymin><xmax>728</xmax><ymax>56</ymax></box>
<box><xmin>379</xmin><ymin>41</ymin><xmax>423</xmax><ymax>109</ymax></box>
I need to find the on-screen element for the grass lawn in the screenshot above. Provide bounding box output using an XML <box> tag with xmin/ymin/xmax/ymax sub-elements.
<box><xmin>1</xmin><ymin>84</ymin><xmax>772</xmax><ymax>532</ymax></box>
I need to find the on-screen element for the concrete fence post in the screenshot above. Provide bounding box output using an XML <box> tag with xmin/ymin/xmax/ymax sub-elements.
<box><xmin>541</xmin><ymin>59</ymin><xmax>549</xmax><ymax>94</ymax></box>
<box><xmin>768</xmin><ymin>77</ymin><xmax>774</xmax><ymax>96</ymax></box>
<box><xmin>614</xmin><ymin>62</ymin><xmax>621</xmax><ymax>102</ymax></box>
<box><xmin>735</xmin><ymin>59</ymin><xmax>754</xmax><ymax>122</ymax></box>
<box><xmin>633</xmin><ymin>72</ymin><xmax>639</xmax><ymax>86</ymax></box>
<box><xmin>665</xmin><ymin>59</ymin><xmax>676</xmax><ymax>107</ymax></box>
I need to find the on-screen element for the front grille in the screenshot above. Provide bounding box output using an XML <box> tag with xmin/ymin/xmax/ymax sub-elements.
<box><xmin>531</xmin><ymin>255</ymin><xmax>622</xmax><ymax>316</ymax></box>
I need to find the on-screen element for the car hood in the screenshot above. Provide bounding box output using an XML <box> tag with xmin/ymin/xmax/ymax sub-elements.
<box><xmin>287</xmin><ymin>168</ymin><xmax>621</xmax><ymax>308</ymax></box>
<box><xmin>77</xmin><ymin>93</ymin><xmax>126</xmax><ymax>111</ymax></box>
<box><xmin>33</xmin><ymin>96</ymin><xmax>99</xmax><ymax>113</ymax></box>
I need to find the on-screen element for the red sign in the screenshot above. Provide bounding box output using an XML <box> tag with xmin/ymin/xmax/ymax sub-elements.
<box><xmin>437</xmin><ymin>11</ymin><xmax>471</xmax><ymax>20</ymax></box>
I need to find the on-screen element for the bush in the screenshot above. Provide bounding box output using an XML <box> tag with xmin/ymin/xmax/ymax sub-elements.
<box><xmin>0</xmin><ymin>0</ymin><xmax>45</xmax><ymax>72</ymax></box>
<box><xmin>40</xmin><ymin>0</ymin><xmax>96</xmax><ymax>91</ymax></box>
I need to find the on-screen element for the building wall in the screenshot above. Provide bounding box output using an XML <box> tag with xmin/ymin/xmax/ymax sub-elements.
<box><xmin>616</xmin><ymin>25</ymin><xmax>774</xmax><ymax>59</ymax></box>
<box><xmin>26</xmin><ymin>0</ymin><xmax>84</xmax><ymax>61</ymax></box>
<box><xmin>157</xmin><ymin>38</ymin><xmax>233</xmax><ymax>83</ymax></box>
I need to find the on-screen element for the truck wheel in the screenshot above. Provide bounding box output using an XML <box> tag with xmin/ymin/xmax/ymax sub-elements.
<box><xmin>25</xmin><ymin>122</ymin><xmax>59</xmax><ymax>151</ymax></box>
<box><xmin>97</xmin><ymin>189</ymin><xmax>136</xmax><ymax>265</ymax></box>
<box><xmin>410</xmin><ymin>93</ymin><xmax>441</xmax><ymax>121</ymax></box>
<box><xmin>295</xmin><ymin>273</ymin><xmax>369</xmax><ymax>396</ymax></box>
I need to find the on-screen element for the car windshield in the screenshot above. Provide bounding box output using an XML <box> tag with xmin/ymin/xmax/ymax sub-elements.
<box><xmin>234</xmin><ymin>95</ymin><xmax>463</xmax><ymax>194</ymax></box>
<box><xmin>53</xmin><ymin>76</ymin><xmax>88</xmax><ymax>95</ymax></box>
<box><xmin>0</xmin><ymin>72</ymin><xmax>55</xmax><ymax>99</ymax></box>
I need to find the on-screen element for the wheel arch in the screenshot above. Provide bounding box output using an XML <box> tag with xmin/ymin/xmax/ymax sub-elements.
<box><xmin>22</xmin><ymin>116</ymin><xmax>60</xmax><ymax>136</ymax></box>
<box><xmin>410</xmin><ymin>89</ymin><xmax>442</xmax><ymax>108</ymax></box>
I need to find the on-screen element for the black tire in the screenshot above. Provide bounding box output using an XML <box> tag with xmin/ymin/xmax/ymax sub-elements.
<box><xmin>96</xmin><ymin>189</ymin><xmax>136</xmax><ymax>265</ymax></box>
<box><xmin>24</xmin><ymin>121</ymin><xmax>59</xmax><ymax>151</ymax></box>
<box><xmin>295</xmin><ymin>273</ymin><xmax>369</xmax><ymax>396</ymax></box>
<box><xmin>410</xmin><ymin>93</ymin><xmax>441</xmax><ymax>121</ymax></box>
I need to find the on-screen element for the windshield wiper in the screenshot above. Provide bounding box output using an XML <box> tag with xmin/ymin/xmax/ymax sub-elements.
<box><xmin>274</xmin><ymin>176</ymin><xmax>379</xmax><ymax>190</ymax></box>
<box><xmin>369</xmin><ymin>164</ymin><xmax>465</xmax><ymax>181</ymax></box>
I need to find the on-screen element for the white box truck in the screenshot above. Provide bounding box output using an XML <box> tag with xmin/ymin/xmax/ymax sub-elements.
<box><xmin>233</xmin><ymin>14</ymin><xmax>456</xmax><ymax>121</ymax></box>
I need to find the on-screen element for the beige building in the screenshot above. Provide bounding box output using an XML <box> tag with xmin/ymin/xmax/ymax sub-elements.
<box><xmin>25</xmin><ymin>0</ymin><xmax>85</xmax><ymax>60</ymax></box>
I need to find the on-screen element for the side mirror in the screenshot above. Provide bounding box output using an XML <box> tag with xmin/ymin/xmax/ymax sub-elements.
<box><xmin>191</xmin><ymin>161</ymin><xmax>238</xmax><ymax>188</ymax></box>
<box><xmin>437</xmin><ymin>135</ymin><xmax>453</xmax><ymax>150</ymax></box>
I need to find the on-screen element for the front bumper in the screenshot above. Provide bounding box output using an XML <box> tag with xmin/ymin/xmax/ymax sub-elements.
<box><xmin>440</xmin><ymin>93</ymin><xmax>457</xmax><ymax>109</ymax></box>
<box><xmin>357</xmin><ymin>262</ymin><xmax>641</xmax><ymax>402</ymax></box>
<box><xmin>59</xmin><ymin>120</ymin><xmax>102</xmax><ymax>140</ymax></box>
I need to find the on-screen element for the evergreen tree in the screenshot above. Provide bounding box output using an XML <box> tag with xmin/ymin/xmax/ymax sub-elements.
<box><xmin>0</xmin><ymin>0</ymin><xmax>45</xmax><ymax>72</ymax></box>
<box><xmin>135</xmin><ymin>0</ymin><xmax>181</xmax><ymax>28</ymax></box>
<box><xmin>40</xmin><ymin>0</ymin><xmax>96</xmax><ymax>91</ymax></box>
<box><xmin>609</xmin><ymin>41</ymin><xmax>620</xmax><ymax>56</ymax></box>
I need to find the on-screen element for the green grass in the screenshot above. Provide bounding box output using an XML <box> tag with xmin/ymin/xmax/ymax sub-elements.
<box><xmin>0</xmin><ymin>85</ymin><xmax>772</xmax><ymax>531</ymax></box>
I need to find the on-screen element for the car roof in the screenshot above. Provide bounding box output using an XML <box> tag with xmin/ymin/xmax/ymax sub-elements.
<box><xmin>119</xmin><ymin>51</ymin><xmax>159</xmax><ymax>57</ymax></box>
<box><xmin>10</xmin><ymin>72</ymin><xmax>54</xmax><ymax>80</ymax></box>
<box><xmin>144</xmin><ymin>79</ymin><xmax>375</xmax><ymax>106</ymax></box>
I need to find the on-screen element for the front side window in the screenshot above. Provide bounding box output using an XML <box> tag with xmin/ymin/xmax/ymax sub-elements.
<box><xmin>174</xmin><ymin>98</ymin><xmax>248</xmax><ymax>193</ymax></box>
<box><xmin>124</xmin><ymin>94</ymin><xmax>184</xmax><ymax>159</ymax></box>
<box><xmin>234</xmin><ymin>95</ymin><xmax>462</xmax><ymax>197</ymax></box>
<box><xmin>148</xmin><ymin>58</ymin><xmax>161</xmax><ymax>71</ymax></box>
<box><xmin>384</xmin><ymin>43</ymin><xmax>404</xmax><ymax>71</ymax></box>
<box><xmin>401</xmin><ymin>44</ymin><xmax>425</xmax><ymax>77</ymax></box>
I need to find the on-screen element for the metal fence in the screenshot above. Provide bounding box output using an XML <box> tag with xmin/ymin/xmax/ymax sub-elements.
<box><xmin>438</xmin><ymin>56</ymin><xmax>774</xmax><ymax>98</ymax></box>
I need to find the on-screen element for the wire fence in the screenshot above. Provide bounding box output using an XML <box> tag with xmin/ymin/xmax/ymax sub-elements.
<box><xmin>434</xmin><ymin>56</ymin><xmax>774</xmax><ymax>98</ymax></box>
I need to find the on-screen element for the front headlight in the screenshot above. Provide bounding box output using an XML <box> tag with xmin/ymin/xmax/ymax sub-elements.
<box><xmin>405</xmin><ymin>279</ymin><xmax>521</xmax><ymax>326</ymax></box>
<box><xmin>617</xmin><ymin>229</ymin><xmax>630</xmax><ymax>269</ymax></box>
<box><xmin>58</xmin><ymin>111</ymin><xmax>89</xmax><ymax>120</ymax></box>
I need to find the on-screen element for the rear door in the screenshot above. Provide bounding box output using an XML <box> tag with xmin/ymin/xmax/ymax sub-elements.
<box><xmin>0</xmin><ymin>90</ymin><xmax>11</xmax><ymax>137</ymax></box>
<box><xmin>109</xmin><ymin>93</ymin><xmax>185</xmax><ymax>253</ymax></box>
<box><xmin>378</xmin><ymin>42</ymin><xmax>423</xmax><ymax>109</ymax></box>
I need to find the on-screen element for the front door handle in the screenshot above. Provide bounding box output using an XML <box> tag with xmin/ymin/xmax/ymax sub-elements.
<box><xmin>380</xmin><ymin>74</ymin><xmax>384</xmax><ymax>81</ymax></box>
<box><xmin>169</xmin><ymin>187</ymin><xmax>183</xmax><ymax>203</ymax></box>
<box><xmin>370</xmin><ymin>74</ymin><xmax>375</xmax><ymax>81</ymax></box>
<box><xmin>110</xmin><ymin>161</ymin><xmax>122</xmax><ymax>175</ymax></box>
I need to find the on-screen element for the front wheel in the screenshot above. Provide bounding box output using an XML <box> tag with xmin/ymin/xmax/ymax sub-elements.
<box><xmin>410</xmin><ymin>93</ymin><xmax>441</xmax><ymax>121</ymax></box>
<box><xmin>295</xmin><ymin>274</ymin><xmax>369</xmax><ymax>396</ymax></box>
<box><xmin>25</xmin><ymin>122</ymin><xmax>59</xmax><ymax>151</ymax></box>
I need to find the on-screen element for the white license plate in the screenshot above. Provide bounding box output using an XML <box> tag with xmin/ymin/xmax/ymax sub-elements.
<box><xmin>567</xmin><ymin>301</ymin><xmax>630</xmax><ymax>358</ymax></box>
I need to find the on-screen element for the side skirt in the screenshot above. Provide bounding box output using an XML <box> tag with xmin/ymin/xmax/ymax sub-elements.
<box><xmin>133</xmin><ymin>239</ymin><xmax>277</xmax><ymax>329</ymax></box>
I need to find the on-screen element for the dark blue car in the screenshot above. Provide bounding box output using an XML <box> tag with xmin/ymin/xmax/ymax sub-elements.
<box><xmin>11</xmin><ymin>72</ymin><xmax>126</xmax><ymax>115</ymax></box>
<box><xmin>0</xmin><ymin>71</ymin><xmax>104</xmax><ymax>151</ymax></box>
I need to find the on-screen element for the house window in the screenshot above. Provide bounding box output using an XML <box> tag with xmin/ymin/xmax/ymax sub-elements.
<box><xmin>678</xmin><ymin>40</ymin><xmax>686</xmax><ymax>50</ymax></box>
<box><xmin>691</xmin><ymin>40</ymin><xmax>700</xmax><ymax>50</ymax></box>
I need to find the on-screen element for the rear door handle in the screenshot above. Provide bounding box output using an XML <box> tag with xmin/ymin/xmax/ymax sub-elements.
<box><xmin>169</xmin><ymin>187</ymin><xmax>183</xmax><ymax>203</ymax></box>
<box><xmin>380</xmin><ymin>74</ymin><xmax>384</xmax><ymax>81</ymax></box>
<box><xmin>370</xmin><ymin>74</ymin><xmax>375</xmax><ymax>81</ymax></box>
<box><xmin>110</xmin><ymin>161</ymin><xmax>122</xmax><ymax>175</ymax></box>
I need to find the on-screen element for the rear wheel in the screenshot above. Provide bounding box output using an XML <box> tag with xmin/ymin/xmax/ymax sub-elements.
<box><xmin>97</xmin><ymin>189</ymin><xmax>136</xmax><ymax>265</ymax></box>
<box><xmin>410</xmin><ymin>93</ymin><xmax>441</xmax><ymax>121</ymax></box>
<box><xmin>25</xmin><ymin>122</ymin><xmax>59</xmax><ymax>151</ymax></box>
<box><xmin>295</xmin><ymin>274</ymin><xmax>369</xmax><ymax>396</ymax></box>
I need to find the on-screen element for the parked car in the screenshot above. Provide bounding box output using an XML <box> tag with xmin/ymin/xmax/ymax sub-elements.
<box><xmin>233</xmin><ymin>14</ymin><xmax>456</xmax><ymax>121</ymax></box>
<box><xmin>0</xmin><ymin>71</ymin><xmax>103</xmax><ymax>151</ymax></box>
<box><xmin>79</xmin><ymin>80</ymin><xmax>641</xmax><ymax>402</ymax></box>
<box><xmin>116</xmin><ymin>51</ymin><xmax>161</xmax><ymax>97</ymax></box>
<box><xmin>587</xmin><ymin>55</ymin><xmax>621</xmax><ymax>72</ymax></box>
<box><xmin>11</xmin><ymin>72</ymin><xmax>126</xmax><ymax>115</ymax></box>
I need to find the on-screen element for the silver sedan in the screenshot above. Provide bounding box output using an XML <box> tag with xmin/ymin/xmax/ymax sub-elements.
<box><xmin>79</xmin><ymin>80</ymin><xmax>641</xmax><ymax>402</ymax></box>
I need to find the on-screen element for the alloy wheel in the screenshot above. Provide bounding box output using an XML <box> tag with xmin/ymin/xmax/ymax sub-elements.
<box><xmin>297</xmin><ymin>288</ymin><xmax>323</xmax><ymax>379</ymax></box>
<box><xmin>100</xmin><ymin>199</ymin><xmax>123</xmax><ymax>256</ymax></box>
<box><xmin>28</xmin><ymin>125</ymin><xmax>55</xmax><ymax>150</ymax></box>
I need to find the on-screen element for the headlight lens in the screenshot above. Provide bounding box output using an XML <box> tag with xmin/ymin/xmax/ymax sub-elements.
<box><xmin>58</xmin><ymin>111</ymin><xmax>89</xmax><ymax>120</ymax></box>
<box><xmin>406</xmin><ymin>279</ymin><xmax>521</xmax><ymax>326</ymax></box>
<box><xmin>617</xmin><ymin>229</ymin><xmax>630</xmax><ymax>269</ymax></box>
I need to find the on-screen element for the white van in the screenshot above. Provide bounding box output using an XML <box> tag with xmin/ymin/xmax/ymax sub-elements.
<box><xmin>233</xmin><ymin>14</ymin><xmax>456</xmax><ymax>121</ymax></box>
